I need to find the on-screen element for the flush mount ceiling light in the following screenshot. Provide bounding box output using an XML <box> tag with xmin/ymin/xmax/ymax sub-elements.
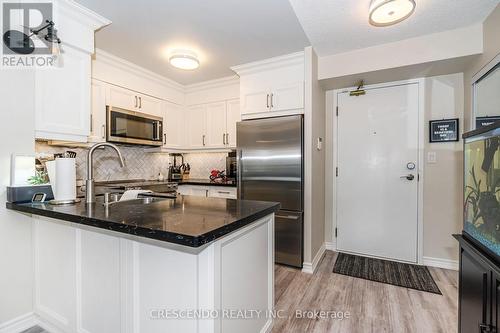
<box><xmin>169</xmin><ymin>50</ymin><xmax>200</xmax><ymax>70</ymax></box>
<box><xmin>369</xmin><ymin>0</ymin><xmax>416</xmax><ymax>27</ymax></box>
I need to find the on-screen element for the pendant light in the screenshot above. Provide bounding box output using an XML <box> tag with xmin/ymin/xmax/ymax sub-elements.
<box><xmin>369</xmin><ymin>0</ymin><xmax>416</xmax><ymax>27</ymax></box>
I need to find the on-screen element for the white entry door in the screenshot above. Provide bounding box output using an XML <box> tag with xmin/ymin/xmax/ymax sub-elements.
<box><xmin>337</xmin><ymin>83</ymin><xmax>420</xmax><ymax>263</ymax></box>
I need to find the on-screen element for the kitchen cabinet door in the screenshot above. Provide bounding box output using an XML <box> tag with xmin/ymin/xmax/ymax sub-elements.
<box><xmin>226</xmin><ymin>99</ymin><xmax>240</xmax><ymax>148</ymax></box>
<box><xmin>164</xmin><ymin>102</ymin><xmax>184</xmax><ymax>148</ymax></box>
<box><xmin>241</xmin><ymin>90</ymin><xmax>270</xmax><ymax>115</ymax></box>
<box><xmin>206</xmin><ymin>102</ymin><xmax>227</xmax><ymax>148</ymax></box>
<box><xmin>89</xmin><ymin>80</ymin><xmax>107</xmax><ymax>143</ymax></box>
<box><xmin>106</xmin><ymin>85</ymin><xmax>138</xmax><ymax>111</ymax></box>
<box><xmin>35</xmin><ymin>47</ymin><xmax>91</xmax><ymax>142</ymax></box>
<box><xmin>270</xmin><ymin>82</ymin><xmax>304</xmax><ymax>112</ymax></box>
<box><xmin>137</xmin><ymin>94</ymin><xmax>162</xmax><ymax>117</ymax></box>
<box><xmin>186</xmin><ymin>105</ymin><xmax>206</xmax><ymax>149</ymax></box>
<box><xmin>208</xmin><ymin>187</ymin><xmax>237</xmax><ymax>199</ymax></box>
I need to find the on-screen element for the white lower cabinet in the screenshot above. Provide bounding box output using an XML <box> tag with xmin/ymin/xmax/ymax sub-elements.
<box><xmin>208</xmin><ymin>187</ymin><xmax>237</xmax><ymax>199</ymax></box>
<box><xmin>32</xmin><ymin>214</ymin><xmax>274</xmax><ymax>333</ymax></box>
<box><xmin>179</xmin><ymin>185</ymin><xmax>237</xmax><ymax>199</ymax></box>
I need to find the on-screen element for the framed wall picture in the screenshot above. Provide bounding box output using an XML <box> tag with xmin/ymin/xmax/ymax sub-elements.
<box><xmin>429</xmin><ymin>119</ymin><xmax>459</xmax><ymax>143</ymax></box>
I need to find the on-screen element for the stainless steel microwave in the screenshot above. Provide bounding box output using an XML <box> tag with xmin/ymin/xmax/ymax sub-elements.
<box><xmin>106</xmin><ymin>106</ymin><xmax>163</xmax><ymax>146</ymax></box>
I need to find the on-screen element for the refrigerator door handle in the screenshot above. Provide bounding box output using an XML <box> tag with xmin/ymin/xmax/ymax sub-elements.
<box><xmin>237</xmin><ymin>149</ymin><xmax>243</xmax><ymax>199</ymax></box>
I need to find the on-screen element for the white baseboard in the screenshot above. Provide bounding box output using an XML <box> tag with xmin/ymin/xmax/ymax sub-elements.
<box><xmin>302</xmin><ymin>243</ymin><xmax>326</xmax><ymax>274</ymax></box>
<box><xmin>325</xmin><ymin>241</ymin><xmax>335</xmax><ymax>251</ymax></box>
<box><xmin>0</xmin><ymin>313</ymin><xmax>36</xmax><ymax>333</ymax></box>
<box><xmin>423</xmin><ymin>256</ymin><xmax>458</xmax><ymax>271</ymax></box>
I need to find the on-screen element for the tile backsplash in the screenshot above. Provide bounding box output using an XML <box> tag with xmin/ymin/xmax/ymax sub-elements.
<box><xmin>35</xmin><ymin>142</ymin><xmax>228</xmax><ymax>181</ymax></box>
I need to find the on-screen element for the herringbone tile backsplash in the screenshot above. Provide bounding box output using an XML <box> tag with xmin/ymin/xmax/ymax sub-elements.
<box><xmin>36</xmin><ymin>142</ymin><xmax>227</xmax><ymax>181</ymax></box>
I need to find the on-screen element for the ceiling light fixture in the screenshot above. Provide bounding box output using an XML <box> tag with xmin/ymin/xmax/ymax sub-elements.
<box><xmin>169</xmin><ymin>50</ymin><xmax>200</xmax><ymax>70</ymax></box>
<box><xmin>369</xmin><ymin>0</ymin><xmax>416</xmax><ymax>27</ymax></box>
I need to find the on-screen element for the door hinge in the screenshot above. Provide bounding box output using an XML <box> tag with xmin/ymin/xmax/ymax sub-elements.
<box><xmin>335</xmin><ymin>227</ymin><xmax>338</xmax><ymax>238</ymax></box>
<box><xmin>336</xmin><ymin>167</ymin><xmax>339</xmax><ymax>177</ymax></box>
<box><xmin>336</xmin><ymin>106</ymin><xmax>339</xmax><ymax>117</ymax></box>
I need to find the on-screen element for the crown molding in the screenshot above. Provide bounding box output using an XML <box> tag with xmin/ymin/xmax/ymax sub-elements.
<box><xmin>184</xmin><ymin>75</ymin><xmax>239</xmax><ymax>93</ymax></box>
<box><xmin>231</xmin><ymin>50</ymin><xmax>305</xmax><ymax>76</ymax></box>
<box><xmin>94</xmin><ymin>49</ymin><xmax>185</xmax><ymax>93</ymax></box>
<box><xmin>57</xmin><ymin>0</ymin><xmax>111</xmax><ymax>30</ymax></box>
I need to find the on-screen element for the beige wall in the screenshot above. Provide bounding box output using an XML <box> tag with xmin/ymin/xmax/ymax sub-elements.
<box><xmin>423</xmin><ymin>73</ymin><xmax>464</xmax><ymax>261</ymax></box>
<box><xmin>303</xmin><ymin>47</ymin><xmax>326</xmax><ymax>265</ymax></box>
<box><xmin>464</xmin><ymin>4</ymin><xmax>500</xmax><ymax>130</ymax></box>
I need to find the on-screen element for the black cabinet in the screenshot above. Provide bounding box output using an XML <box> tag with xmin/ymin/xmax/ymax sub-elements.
<box><xmin>456</xmin><ymin>235</ymin><xmax>500</xmax><ymax>333</ymax></box>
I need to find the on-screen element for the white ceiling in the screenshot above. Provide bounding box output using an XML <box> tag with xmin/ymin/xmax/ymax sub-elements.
<box><xmin>288</xmin><ymin>0</ymin><xmax>499</xmax><ymax>57</ymax></box>
<box><xmin>75</xmin><ymin>0</ymin><xmax>310</xmax><ymax>85</ymax></box>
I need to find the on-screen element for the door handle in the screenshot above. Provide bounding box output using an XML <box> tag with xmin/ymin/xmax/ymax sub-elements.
<box><xmin>270</xmin><ymin>93</ymin><xmax>274</xmax><ymax>108</ymax></box>
<box><xmin>164</xmin><ymin>133</ymin><xmax>166</xmax><ymax>145</ymax></box>
<box><xmin>134</xmin><ymin>96</ymin><xmax>138</xmax><ymax>108</ymax></box>
<box><xmin>202</xmin><ymin>134</ymin><xmax>206</xmax><ymax>146</ymax></box>
<box><xmin>226</xmin><ymin>133</ymin><xmax>229</xmax><ymax>145</ymax></box>
<box><xmin>139</xmin><ymin>97</ymin><xmax>142</xmax><ymax>109</ymax></box>
<box><xmin>223</xmin><ymin>133</ymin><xmax>225</xmax><ymax>145</ymax></box>
<box><xmin>266</xmin><ymin>94</ymin><xmax>270</xmax><ymax>108</ymax></box>
<box><xmin>275</xmin><ymin>214</ymin><xmax>299</xmax><ymax>220</ymax></box>
<box><xmin>479</xmin><ymin>323</ymin><xmax>495</xmax><ymax>332</ymax></box>
<box><xmin>400</xmin><ymin>174</ymin><xmax>415</xmax><ymax>181</ymax></box>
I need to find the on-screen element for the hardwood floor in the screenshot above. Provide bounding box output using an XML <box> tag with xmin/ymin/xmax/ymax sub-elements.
<box><xmin>272</xmin><ymin>251</ymin><xmax>458</xmax><ymax>333</ymax></box>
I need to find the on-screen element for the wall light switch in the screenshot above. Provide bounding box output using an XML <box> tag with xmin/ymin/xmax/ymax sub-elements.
<box><xmin>427</xmin><ymin>152</ymin><xmax>437</xmax><ymax>164</ymax></box>
<box><xmin>317</xmin><ymin>138</ymin><xmax>323</xmax><ymax>151</ymax></box>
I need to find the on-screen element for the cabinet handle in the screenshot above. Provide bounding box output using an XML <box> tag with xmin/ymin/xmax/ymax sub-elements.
<box><xmin>90</xmin><ymin>114</ymin><xmax>93</xmax><ymax>132</ymax></box>
<box><xmin>266</xmin><ymin>94</ymin><xmax>269</xmax><ymax>108</ymax></box>
<box><xmin>226</xmin><ymin>133</ymin><xmax>229</xmax><ymax>145</ymax></box>
<box><xmin>134</xmin><ymin>96</ymin><xmax>138</xmax><ymax>108</ymax></box>
<box><xmin>101</xmin><ymin>124</ymin><xmax>105</xmax><ymax>139</ymax></box>
<box><xmin>139</xmin><ymin>97</ymin><xmax>142</xmax><ymax>109</ymax></box>
<box><xmin>164</xmin><ymin>133</ymin><xmax>166</xmax><ymax>145</ymax></box>
<box><xmin>218</xmin><ymin>191</ymin><xmax>231</xmax><ymax>194</ymax></box>
<box><xmin>202</xmin><ymin>134</ymin><xmax>206</xmax><ymax>146</ymax></box>
<box><xmin>270</xmin><ymin>93</ymin><xmax>274</xmax><ymax>108</ymax></box>
<box><xmin>223</xmin><ymin>133</ymin><xmax>226</xmax><ymax>145</ymax></box>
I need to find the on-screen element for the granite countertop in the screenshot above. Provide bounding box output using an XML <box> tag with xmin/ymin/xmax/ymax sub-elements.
<box><xmin>6</xmin><ymin>196</ymin><xmax>278</xmax><ymax>248</ymax></box>
<box><xmin>176</xmin><ymin>178</ymin><xmax>237</xmax><ymax>187</ymax></box>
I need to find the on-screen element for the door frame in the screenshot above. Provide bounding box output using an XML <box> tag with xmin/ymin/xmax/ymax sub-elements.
<box><xmin>331</xmin><ymin>78</ymin><xmax>425</xmax><ymax>264</ymax></box>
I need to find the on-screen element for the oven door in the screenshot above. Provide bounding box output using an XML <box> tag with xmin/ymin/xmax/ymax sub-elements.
<box><xmin>107</xmin><ymin>106</ymin><xmax>163</xmax><ymax>146</ymax></box>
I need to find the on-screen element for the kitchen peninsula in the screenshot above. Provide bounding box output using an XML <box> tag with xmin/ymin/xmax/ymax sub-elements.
<box><xmin>7</xmin><ymin>196</ymin><xmax>278</xmax><ymax>333</ymax></box>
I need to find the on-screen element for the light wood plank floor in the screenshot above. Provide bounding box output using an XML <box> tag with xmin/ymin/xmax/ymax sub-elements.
<box><xmin>272</xmin><ymin>251</ymin><xmax>458</xmax><ymax>333</ymax></box>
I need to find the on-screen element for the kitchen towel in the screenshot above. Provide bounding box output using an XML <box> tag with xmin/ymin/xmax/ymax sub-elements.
<box><xmin>46</xmin><ymin>158</ymin><xmax>76</xmax><ymax>201</ymax></box>
<box><xmin>119</xmin><ymin>190</ymin><xmax>152</xmax><ymax>201</ymax></box>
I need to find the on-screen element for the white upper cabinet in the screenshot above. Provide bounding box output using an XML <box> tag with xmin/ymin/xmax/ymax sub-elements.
<box><xmin>35</xmin><ymin>47</ymin><xmax>91</xmax><ymax>142</ymax></box>
<box><xmin>164</xmin><ymin>102</ymin><xmax>184</xmax><ymax>149</ymax></box>
<box><xmin>186</xmin><ymin>105</ymin><xmax>207</xmax><ymax>149</ymax></box>
<box><xmin>34</xmin><ymin>1</ymin><xmax>110</xmax><ymax>143</ymax></box>
<box><xmin>106</xmin><ymin>85</ymin><xmax>162</xmax><ymax>116</ymax></box>
<box><xmin>89</xmin><ymin>79</ymin><xmax>107</xmax><ymax>143</ymax></box>
<box><xmin>226</xmin><ymin>99</ymin><xmax>240</xmax><ymax>148</ymax></box>
<box><xmin>206</xmin><ymin>102</ymin><xmax>227</xmax><ymax>148</ymax></box>
<box><xmin>232</xmin><ymin>51</ymin><xmax>304</xmax><ymax>118</ymax></box>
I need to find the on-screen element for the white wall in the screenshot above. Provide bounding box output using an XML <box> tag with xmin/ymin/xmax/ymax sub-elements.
<box><xmin>318</xmin><ymin>24</ymin><xmax>483</xmax><ymax>81</ymax></box>
<box><xmin>0</xmin><ymin>71</ymin><xmax>35</xmax><ymax>326</ymax></box>
<box><xmin>303</xmin><ymin>47</ymin><xmax>326</xmax><ymax>270</ymax></box>
<box><xmin>464</xmin><ymin>4</ymin><xmax>500</xmax><ymax>130</ymax></box>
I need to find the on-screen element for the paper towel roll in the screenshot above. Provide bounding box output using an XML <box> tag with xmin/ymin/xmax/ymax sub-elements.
<box><xmin>46</xmin><ymin>158</ymin><xmax>76</xmax><ymax>201</ymax></box>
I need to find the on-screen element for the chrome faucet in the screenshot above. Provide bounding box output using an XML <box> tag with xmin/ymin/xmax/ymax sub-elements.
<box><xmin>85</xmin><ymin>143</ymin><xmax>125</xmax><ymax>204</ymax></box>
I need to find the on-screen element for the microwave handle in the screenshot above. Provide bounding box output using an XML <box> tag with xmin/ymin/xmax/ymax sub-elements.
<box><xmin>154</xmin><ymin>121</ymin><xmax>160</xmax><ymax>140</ymax></box>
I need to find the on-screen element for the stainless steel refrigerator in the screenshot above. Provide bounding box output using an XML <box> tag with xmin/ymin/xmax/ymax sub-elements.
<box><xmin>237</xmin><ymin>115</ymin><xmax>303</xmax><ymax>268</ymax></box>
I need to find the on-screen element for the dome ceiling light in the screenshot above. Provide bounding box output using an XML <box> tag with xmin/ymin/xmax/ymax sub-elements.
<box><xmin>369</xmin><ymin>0</ymin><xmax>416</xmax><ymax>27</ymax></box>
<box><xmin>169</xmin><ymin>50</ymin><xmax>200</xmax><ymax>70</ymax></box>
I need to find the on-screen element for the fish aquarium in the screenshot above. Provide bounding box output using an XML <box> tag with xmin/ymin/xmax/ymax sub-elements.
<box><xmin>464</xmin><ymin>123</ymin><xmax>500</xmax><ymax>258</ymax></box>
